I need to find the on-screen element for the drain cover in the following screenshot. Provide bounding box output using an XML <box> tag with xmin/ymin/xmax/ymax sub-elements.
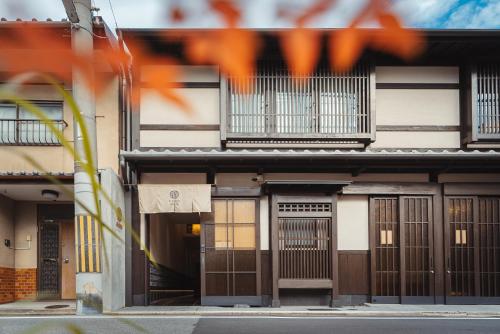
<box><xmin>45</xmin><ymin>305</ymin><xmax>69</xmax><ymax>309</ymax></box>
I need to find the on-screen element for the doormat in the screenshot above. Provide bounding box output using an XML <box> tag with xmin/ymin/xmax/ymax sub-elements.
<box><xmin>45</xmin><ymin>305</ymin><xmax>70</xmax><ymax>309</ymax></box>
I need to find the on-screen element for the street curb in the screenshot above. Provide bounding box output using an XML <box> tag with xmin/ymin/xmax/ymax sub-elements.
<box><xmin>103</xmin><ymin>311</ymin><xmax>500</xmax><ymax>318</ymax></box>
<box><xmin>0</xmin><ymin>310</ymin><xmax>76</xmax><ymax>316</ymax></box>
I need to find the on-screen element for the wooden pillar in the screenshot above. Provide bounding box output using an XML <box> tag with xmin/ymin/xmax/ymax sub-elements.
<box><xmin>271</xmin><ymin>194</ymin><xmax>280</xmax><ymax>307</ymax></box>
<box><xmin>330</xmin><ymin>194</ymin><xmax>339</xmax><ymax>307</ymax></box>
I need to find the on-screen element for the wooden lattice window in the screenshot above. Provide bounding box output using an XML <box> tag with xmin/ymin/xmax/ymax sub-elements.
<box><xmin>225</xmin><ymin>64</ymin><xmax>374</xmax><ymax>142</ymax></box>
<box><xmin>471</xmin><ymin>64</ymin><xmax>500</xmax><ymax>140</ymax></box>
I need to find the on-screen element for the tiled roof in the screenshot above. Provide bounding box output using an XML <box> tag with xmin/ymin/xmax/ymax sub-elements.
<box><xmin>120</xmin><ymin>148</ymin><xmax>500</xmax><ymax>161</ymax></box>
<box><xmin>0</xmin><ymin>171</ymin><xmax>73</xmax><ymax>177</ymax></box>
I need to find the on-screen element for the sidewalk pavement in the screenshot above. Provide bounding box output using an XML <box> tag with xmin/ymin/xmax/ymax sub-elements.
<box><xmin>0</xmin><ymin>301</ymin><xmax>76</xmax><ymax>316</ymax></box>
<box><xmin>108</xmin><ymin>304</ymin><xmax>500</xmax><ymax>318</ymax></box>
<box><xmin>1</xmin><ymin>301</ymin><xmax>500</xmax><ymax>318</ymax></box>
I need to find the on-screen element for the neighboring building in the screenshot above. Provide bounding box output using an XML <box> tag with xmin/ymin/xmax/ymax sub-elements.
<box><xmin>119</xmin><ymin>29</ymin><xmax>500</xmax><ymax>307</ymax></box>
<box><xmin>0</xmin><ymin>18</ymin><xmax>124</xmax><ymax>309</ymax></box>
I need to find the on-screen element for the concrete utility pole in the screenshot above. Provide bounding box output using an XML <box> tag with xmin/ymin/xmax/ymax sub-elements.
<box><xmin>64</xmin><ymin>0</ymin><xmax>102</xmax><ymax>314</ymax></box>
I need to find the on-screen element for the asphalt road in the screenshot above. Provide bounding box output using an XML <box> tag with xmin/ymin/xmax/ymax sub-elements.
<box><xmin>0</xmin><ymin>316</ymin><xmax>499</xmax><ymax>334</ymax></box>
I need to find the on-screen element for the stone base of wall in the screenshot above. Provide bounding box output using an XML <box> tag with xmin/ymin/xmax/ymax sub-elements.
<box><xmin>0</xmin><ymin>267</ymin><xmax>15</xmax><ymax>304</ymax></box>
<box><xmin>14</xmin><ymin>268</ymin><xmax>37</xmax><ymax>301</ymax></box>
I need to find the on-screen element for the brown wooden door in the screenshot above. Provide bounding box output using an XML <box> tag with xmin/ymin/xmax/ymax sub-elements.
<box><xmin>61</xmin><ymin>220</ymin><xmax>76</xmax><ymax>299</ymax></box>
<box><xmin>370</xmin><ymin>196</ymin><xmax>435</xmax><ymax>303</ymax></box>
<box><xmin>200</xmin><ymin>198</ymin><xmax>261</xmax><ymax>306</ymax></box>
<box><xmin>444</xmin><ymin>196</ymin><xmax>500</xmax><ymax>304</ymax></box>
<box><xmin>400</xmin><ymin>196</ymin><xmax>434</xmax><ymax>303</ymax></box>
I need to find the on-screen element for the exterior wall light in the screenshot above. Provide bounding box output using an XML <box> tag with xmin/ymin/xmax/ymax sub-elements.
<box><xmin>41</xmin><ymin>189</ymin><xmax>59</xmax><ymax>201</ymax></box>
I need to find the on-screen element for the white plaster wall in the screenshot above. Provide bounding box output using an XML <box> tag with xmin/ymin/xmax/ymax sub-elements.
<box><xmin>0</xmin><ymin>194</ymin><xmax>15</xmax><ymax>268</ymax></box>
<box><xmin>14</xmin><ymin>202</ymin><xmax>37</xmax><ymax>269</ymax></box>
<box><xmin>376</xmin><ymin>66</ymin><xmax>459</xmax><ymax>83</ymax></box>
<box><xmin>140</xmin><ymin>130</ymin><xmax>220</xmax><ymax>148</ymax></box>
<box><xmin>376</xmin><ymin>89</ymin><xmax>460</xmax><ymax>126</ymax></box>
<box><xmin>370</xmin><ymin>131</ymin><xmax>461</xmax><ymax>149</ymax></box>
<box><xmin>260</xmin><ymin>196</ymin><xmax>269</xmax><ymax>251</ymax></box>
<box><xmin>337</xmin><ymin>195</ymin><xmax>369</xmax><ymax>251</ymax></box>
<box><xmin>141</xmin><ymin>65</ymin><xmax>219</xmax><ymax>83</ymax></box>
<box><xmin>140</xmin><ymin>173</ymin><xmax>206</xmax><ymax>184</ymax></box>
<box><xmin>140</xmin><ymin>88</ymin><xmax>220</xmax><ymax>125</ymax></box>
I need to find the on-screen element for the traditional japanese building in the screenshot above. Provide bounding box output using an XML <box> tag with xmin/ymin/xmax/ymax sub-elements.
<box><xmin>119</xmin><ymin>28</ymin><xmax>500</xmax><ymax>307</ymax></box>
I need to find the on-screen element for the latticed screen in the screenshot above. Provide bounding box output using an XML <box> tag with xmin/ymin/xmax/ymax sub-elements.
<box><xmin>227</xmin><ymin>64</ymin><xmax>371</xmax><ymax>138</ymax></box>
<box><xmin>374</xmin><ymin>198</ymin><xmax>400</xmax><ymax>297</ymax></box>
<box><xmin>448</xmin><ymin>198</ymin><xmax>476</xmax><ymax>296</ymax></box>
<box><xmin>476</xmin><ymin>64</ymin><xmax>500</xmax><ymax>136</ymax></box>
<box><xmin>277</xmin><ymin>201</ymin><xmax>332</xmax><ymax>280</ymax></box>
<box><xmin>401</xmin><ymin>197</ymin><xmax>432</xmax><ymax>297</ymax></box>
<box><xmin>478</xmin><ymin>198</ymin><xmax>500</xmax><ymax>297</ymax></box>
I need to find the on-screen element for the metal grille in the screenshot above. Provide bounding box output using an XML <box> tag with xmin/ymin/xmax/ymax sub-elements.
<box><xmin>39</xmin><ymin>223</ymin><xmax>59</xmax><ymax>296</ymax></box>
<box><xmin>227</xmin><ymin>64</ymin><xmax>371</xmax><ymax>140</ymax></box>
<box><xmin>0</xmin><ymin>102</ymin><xmax>65</xmax><ymax>145</ymax></box>
<box><xmin>278</xmin><ymin>203</ymin><xmax>332</xmax><ymax>213</ymax></box>
<box><xmin>278</xmin><ymin>218</ymin><xmax>331</xmax><ymax>279</ymax></box>
<box><xmin>476</xmin><ymin>64</ymin><xmax>500</xmax><ymax>137</ymax></box>
<box><xmin>374</xmin><ymin>198</ymin><xmax>400</xmax><ymax>297</ymax></box>
<box><xmin>402</xmin><ymin>197</ymin><xmax>432</xmax><ymax>297</ymax></box>
<box><xmin>448</xmin><ymin>198</ymin><xmax>476</xmax><ymax>297</ymax></box>
<box><xmin>478</xmin><ymin>198</ymin><xmax>500</xmax><ymax>297</ymax></box>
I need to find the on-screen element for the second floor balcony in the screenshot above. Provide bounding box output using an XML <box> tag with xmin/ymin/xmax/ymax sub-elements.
<box><xmin>0</xmin><ymin>102</ymin><xmax>66</xmax><ymax>146</ymax></box>
<box><xmin>224</xmin><ymin>64</ymin><xmax>374</xmax><ymax>143</ymax></box>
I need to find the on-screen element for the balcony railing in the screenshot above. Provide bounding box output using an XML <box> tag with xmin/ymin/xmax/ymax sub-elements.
<box><xmin>225</xmin><ymin>65</ymin><xmax>373</xmax><ymax>142</ymax></box>
<box><xmin>0</xmin><ymin>119</ymin><xmax>67</xmax><ymax>145</ymax></box>
<box><xmin>476</xmin><ymin>64</ymin><xmax>500</xmax><ymax>139</ymax></box>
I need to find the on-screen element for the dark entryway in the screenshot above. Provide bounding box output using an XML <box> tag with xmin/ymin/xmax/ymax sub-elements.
<box><xmin>147</xmin><ymin>213</ymin><xmax>201</xmax><ymax>306</ymax></box>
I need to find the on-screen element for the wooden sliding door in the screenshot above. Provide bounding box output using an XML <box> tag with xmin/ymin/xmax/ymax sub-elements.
<box><xmin>444</xmin><ymin>196</ymin><xmax>500</xmax><ymax>304</ymax></box>
<box><xmin>200</xmin><ymin>198</ymin><xmax>261</xmax><ymax>306</ymax></box>
<box><xmin>370</xmin><ymin>196</ymin><xmax>435</xmax><ymax>303</ymax></box>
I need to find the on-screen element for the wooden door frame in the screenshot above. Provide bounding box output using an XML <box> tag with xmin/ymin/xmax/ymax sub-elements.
<box><xmin>443</xmin><ymin>195</ymin><xmax>500</xmax><ymax>304</ymax></box>
<box><xmin>369</xmin><ymin>195</ymin><xmax>437</xmax><ymax>304</ymax></box>
<box><xmin>37</xmin><ymin>220</ymin><xmax>61</xmax><ymax>300</ymax></box>
<box><xmin>36</xmin><ymin>203</ymin><xmax>74</xmax><ymax>300</ymax></box>
<box><xmin>201</xmin><ymin>194</ymin><xmax>262</xmax><ymax>306</ymax></box>
<box><xmin>271</xmin><ymin>193</ymin><xmax>338</xmax><ymax>307</ymax></box>
<box><xmin>399</xmin><ymin>196</ymin><xmax>435</xmax><ymax>304</ymax></box>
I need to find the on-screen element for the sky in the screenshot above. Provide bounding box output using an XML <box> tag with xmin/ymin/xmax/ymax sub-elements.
<box><xmin>0</xmin><ymin>0</ymin><xmax>499</xmax><ymax>29</ymax></box>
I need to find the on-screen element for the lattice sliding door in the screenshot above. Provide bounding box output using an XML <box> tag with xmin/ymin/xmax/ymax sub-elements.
<box><xmin>371</xmin><ymin>196</ymin><xmax>435</xmax><ymax>303</ymax></box>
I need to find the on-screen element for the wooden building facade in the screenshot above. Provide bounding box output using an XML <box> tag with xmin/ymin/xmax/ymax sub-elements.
<box><xmin>119</xmin><ymin>29</ymin><xmax>500</xmax><ymax>306</ymax></box>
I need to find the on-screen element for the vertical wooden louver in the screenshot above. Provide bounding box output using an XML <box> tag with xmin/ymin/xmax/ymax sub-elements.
<box><xmin>372</xmin><ymin>198</ymin><xmax>400</xmax><ymax>299</ymax></box>
<box><xmin>371</xmin><ymin>196</ymin><xmax>434</xmax><ymax>303</ymax></box>
<box><xmin>226</xmin><ymin>64</ymin><xmax>372</xmax><ymax>141</ymax></box>
<box><xmin>277</xmin><ymin>202</ymin><xmax>332</xmax><ymax>281</ymax></box>
<box><xmin>478</xmin><ymin>198</ymin><xmax>500</xmax><ymax>297</ymax></box>
<box><xmin>446</xmin><ymin>197</ymin><xmax>477</xmax><ymax>298</ymax></box>
<box><xmin>475</xmin><ymin>64</ymin><xmax>500</xmax><ymax>139</ymax></box>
